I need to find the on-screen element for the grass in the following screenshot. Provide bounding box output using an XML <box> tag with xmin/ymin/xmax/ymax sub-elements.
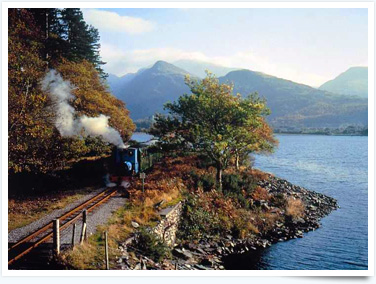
<box><xmin>8</xmin><ymin>187</ymin><xmax>99</xmax><ymax>231</ymax></box>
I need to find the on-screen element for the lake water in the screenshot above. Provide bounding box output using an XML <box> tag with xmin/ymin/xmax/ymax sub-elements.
<box><xmin>235</xmin><ymin>134</ymin><xmax>368</xmax><ymax>270</ymax></box>
<box><xmin>131</xmin><ymin>132</ymin><xmax>154</xmax><ymax>143</ymax></box>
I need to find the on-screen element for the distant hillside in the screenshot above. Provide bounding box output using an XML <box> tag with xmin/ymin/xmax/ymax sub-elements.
<box><xmin>319</xmin><ymin>67</ymin><xmax>368</xmax><ymax>98</ymax></box>
<box><xmin>174</xmin><ymin>59</ymin><xmax>238</xmax><ymax>78</ymax></box>
<box><xmin>109</xmin><ymin>61</ymin><xmax>195</xmax><ymax>119</ymax></box>
<box><xmin>107</xmin><ymin>62</ymin><xmax>368</xmax><ymax>128</ymax></box>
<box><xmin>220</xmin><ymin>70</ymin><xmax>367</xmax><ymax>128</ymax></box>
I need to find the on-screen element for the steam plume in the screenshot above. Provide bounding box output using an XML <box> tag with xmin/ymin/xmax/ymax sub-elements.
<box><xmin>41</xmin><ymin>70</ymin><xmax>126</xmax><ymax>148</ymax></box>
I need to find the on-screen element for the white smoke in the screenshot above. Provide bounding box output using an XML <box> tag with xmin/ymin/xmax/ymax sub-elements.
<box><xmin>41</xmin><ymin>70</ymin><xmax>126</xmax><ymax>148</ymax></box>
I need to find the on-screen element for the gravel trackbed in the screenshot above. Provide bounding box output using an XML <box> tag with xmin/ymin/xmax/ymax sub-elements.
<box><xmin>8</xmin><ymin>188</ymin><xmax>127</xmax><ymax>244</ymax></box>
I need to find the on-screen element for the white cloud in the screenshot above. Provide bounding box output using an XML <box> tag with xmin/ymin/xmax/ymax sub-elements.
<box><xmin>82</xmin><ymin>9</ymin><xmax>155</xmax><ymax>35</ymax></box>
<box><xmin>101</xmin><ymin>45</ymin><xmax>328</xmax><ymax>87</ymax></box>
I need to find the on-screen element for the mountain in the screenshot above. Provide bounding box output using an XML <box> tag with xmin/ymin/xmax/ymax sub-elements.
<box><xmin>174</xmin><ymin>59</ymin><xmax>238</xmax><ymax>78</ymax></box>
<box><xmin>220</xmin><ymin>70</ymin><xmax>367</xmax><ymax>128</ymax></box>
<box><xmin>107</xmin><ymin>61</ymin><xmax>368</xmax><ymax>128</ymax></box>
<box><xmin>109</xmin><ymin>61</ymin><xmax>195</xmax><ymax>119</ymax></box>
<box><xmin>107</xmin><ymin>69</ymin><xmax>146</xmax><ymax>95</ymax></box>
<box><xmin>319</xmin><ymin>67</ymin><xmax>368</xmax><ymax>98</ymax></box>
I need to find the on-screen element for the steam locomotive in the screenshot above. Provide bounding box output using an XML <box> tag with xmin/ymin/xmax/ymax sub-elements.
<box><xmin>108</xmin><ymin>144</ymin><xmax>161</xmax><ymax>184</ymax></box>
<box><xmin>113</xmin><ymin>147</ymin><xmax>142</xmax><ymax>176</ymax></box>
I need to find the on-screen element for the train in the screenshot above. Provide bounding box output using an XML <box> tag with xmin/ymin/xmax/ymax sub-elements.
<box><xmin>108</xmin><ymin>145</ymin><xmax>162</xmax><ymax>184</ymax></box>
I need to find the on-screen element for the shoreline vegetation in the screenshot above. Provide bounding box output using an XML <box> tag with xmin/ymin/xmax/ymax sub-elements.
<box><xmin>134</xmin><ymin>119</ymin><xmax>368</xmax><ymax>137</ymax></box>
<box><xmin>59</xmin><ymin>154</ymin><xmax>338</xmax><ymax>270</ymax></box>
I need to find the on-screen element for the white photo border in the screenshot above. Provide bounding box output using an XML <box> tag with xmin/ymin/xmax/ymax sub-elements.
<box><xmin>1</xmin><ymin>1</ymin><xmax>374</xmax><ymax>277</ymax></box>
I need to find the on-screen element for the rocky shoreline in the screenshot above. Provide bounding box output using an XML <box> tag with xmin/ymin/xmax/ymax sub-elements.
<box><xmin>116</xmin><ymin>175</ymin><xmax>339</xmax><ymax>270</ymax></box>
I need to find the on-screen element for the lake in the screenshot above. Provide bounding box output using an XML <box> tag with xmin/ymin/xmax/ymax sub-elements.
<box><xmin>231</xmin><ymin>134</ymin><xmax>368</xmax><ymax>270</ymax></box>
<box><xmin>131</xmin><ymin>132</ymin><xmax>154</xmax><ymax>143</ymax></box>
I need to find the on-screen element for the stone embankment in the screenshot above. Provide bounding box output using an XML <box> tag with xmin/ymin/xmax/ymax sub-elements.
<box><xmin>116</xmin><ymin>175</ymin><xmax>338</xmax><ymax>270</ymax></box>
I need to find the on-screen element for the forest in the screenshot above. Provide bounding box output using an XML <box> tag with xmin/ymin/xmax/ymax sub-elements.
<box><xmin>8</xmin><ymin>8</ymin><xmax>135</xmax><ymax>176</ymax></box>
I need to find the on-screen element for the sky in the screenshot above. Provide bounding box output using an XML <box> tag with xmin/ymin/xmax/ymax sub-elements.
<box><xmin>82</xmin><ymin>8</ymin><xmax>368</xmax><ymax>87</ymax></box>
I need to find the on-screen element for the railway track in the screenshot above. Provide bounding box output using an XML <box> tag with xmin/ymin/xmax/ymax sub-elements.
<box><xmin>8</xmin><ymin>187</ymin><xmax>119</xmax><ymax>268</ymax></box>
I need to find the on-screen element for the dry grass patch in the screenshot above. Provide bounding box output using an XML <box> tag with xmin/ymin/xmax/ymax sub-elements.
<box><xmin>8</xmin><ymin>187</ymin><xmax>97</xmax><ymax>231</ymax></box>
<box><xmin>252</xmin><ymin>186</ymin><xmax>271</xmax><ymax>201</ymax></box>
<box><xmin>286</xmin><ymin>197</ymin><xmax>305</xmax><ymax>219</ymax></box>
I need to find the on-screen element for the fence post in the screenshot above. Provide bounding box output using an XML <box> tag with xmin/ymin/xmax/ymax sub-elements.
<box><xmin>71</xmin><ymin>223</ymin><xmax>76</xmax><ymax>247</ymax></box>
<box><xmin>53</xmin><ymin>219</ymin><xmax>60</xmax><ymax>255</ymax></box>
<box><xmin>105</xmin><ymin>231</ymin><xmax>109</xmax><ymax>270</ymax></box>
<box><xmin>80</xmin><ymin>210</ymin><xmax>87</xmax><ymax>244</ymax></box>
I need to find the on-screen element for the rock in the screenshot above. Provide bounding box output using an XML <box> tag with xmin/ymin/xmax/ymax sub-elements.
<box><xmin>173</xmin><ymin>248</ymin><xmax>193</xmax><ymax>260</ymax></box>
<box><xmin>133</xmin><ymin>263</ymin><xmax>141</xmax><ymax>270</ymax></box>
<box><xmin>195</xmin><ymin>247</ymin><xmax>207</xmax><ymax>255</ymax></box>
<box><xmin>200</xmin><ymin>258</ymin><xmax>212</xmax><ymax>266</ymax></box>
<box><xmin>154</xmin><ymin>199</ymin><xmax>165</xmax><ymax>209</ymax></box>
<box><xmin>194</xmin><ymin>264</ymin><xmax>210</xmax><ymax>270</ymax></box>
<box><xmin>131</xmin><ymin>221</ymin><xmax>140</xmax><ymax>228</ymax></box>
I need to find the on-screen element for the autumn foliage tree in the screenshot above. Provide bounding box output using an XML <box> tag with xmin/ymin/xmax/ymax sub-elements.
<box><xmin>150</xmin><ymin>73</ymin><xmax>277</xmax><ymax>188</ymax></box>
<box><xmin>55</xmin><ymin>59</ymin><xmax>134</xmax><ymax>142</ymax></box>
<box><xmin>8</xmin><ymin>9</ymin><xmax>134</xmax><ymax>174</ymax></box>
<box><xmin>8</xmin><ymin>8</ymin><xmax>54</xmax><ymax>173</ymax></box>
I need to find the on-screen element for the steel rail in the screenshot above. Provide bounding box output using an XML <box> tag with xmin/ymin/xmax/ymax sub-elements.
<box><xmin>8</xmin><ymin>187</ymin><xmax>112</xmax><ymax>252</ymax></box>
<box><xmin>8</xmin><ymin>188</ymin><xmax>118</xmax><ymax>266</ymax></box>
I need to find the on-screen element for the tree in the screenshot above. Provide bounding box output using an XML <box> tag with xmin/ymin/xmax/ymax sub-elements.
<box><xmin>55</xmin><ymin>59</ymin><xmax>135</xmax><ymax>141</ymax></box>
<box><xmin>150</xmin><ymin>73</ymin><xmax>277</xmax><ymax>188</ymax></box>
<box><xmin>26</xmin><ymin>8</ymin><xmax>66</xmax><ymax>65</ymax></box>
<box><xmin>8</xmin><ymin>9</ymin><xmax>134</xmax><ymax>174</ymax></box>
<box><xmin>229</xmin><ymin>94</ymin><xmax>278</xmax><ymax>169</ymax></box>
<box><xmin>60</xmin><ymin>9</ymin><xmax>106</xmax><ymax>77</ymax></box>
<box><xmin>8</xmin><ymin>8</ymin><xmax>54</xmax><ymax>173</ymax></box>
<box><xmin>26</xmin><ymin>8</ymin><xmax>106</xmax><ymax>77</ymax></box>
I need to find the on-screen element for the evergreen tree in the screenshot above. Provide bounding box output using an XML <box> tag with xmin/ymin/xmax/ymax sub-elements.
<box><xmin>60</xmin><ymin>8</ymin><xmax>106</xmax><ymax>77</ymax></box>
<box><xmin>26</xmin><ymin>8</ymin><xmax>66</xmax><ymax>66</ymax></box>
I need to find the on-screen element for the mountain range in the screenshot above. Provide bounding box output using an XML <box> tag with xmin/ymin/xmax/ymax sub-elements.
<box><xmin>319</xmin><ymin>67</ymin><xmax>368</xmax><ymax>98</ymax></box>
<box><xmin>107</xmin><ymin>60</ymin><xmax>368</xmax><ymax>128</ymax></box>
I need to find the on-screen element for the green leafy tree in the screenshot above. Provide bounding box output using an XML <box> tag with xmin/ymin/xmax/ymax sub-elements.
<box><xmin>151</xmin><ymin>73</ymin><xmax>277</xmax><ymax>188</ymax></box>
<box><xmin>229</xmin><ymin>94</ymin><xmax>278</xmax><ymax>169</ymax></box>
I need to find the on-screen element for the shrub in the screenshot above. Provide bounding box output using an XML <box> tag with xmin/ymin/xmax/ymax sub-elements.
<box><xmin>199</xmin><ymin>174</ymin><xmax>216</xmax><ymax>192</ymax></box>
<box><xmin>254</xmin><ymin>212</ymin><xmax>282</xmax><ymax>233</ymax></box>
<box><xmin>136</xmin><ymin>228</ymin><xmax>171</xmax><ymax>262</ymax></box>
<box><xmin>221</xmin><ymin>173</ymin><xmax>258</xmax><ymax>208</ymax></box>
<box><xmin>270</xmin><ymin>193</ymin><xmax>287</xmax><ymax>208</ymax></box>
<box><xmin>286</xmin><ymin>198</ymin><xmax>305</xmax><ymax>219</ymax></box>
<box><xmin>231</xmin><ymin>209</ymin><xmax>259</xmax><ymax>238</ymax></box>
<box><xmin>222</xmin><ymin>173</ymin><xmax>243</xmax><ymax>195</ymax></box>
<box><xmin>195</xmin><ymin>154</ymin><xmax>214</xmax><ymax>169</ymax></box>
<box><xmin>178</xmin><ymin>194</ymin><xmax>216</xmax><ymax>239</ymax></box>
<box><xmin>190</xmin><ymin>171</ymin><xmax>216</xmax><ymax>192</ymax></box>
<box><xmin>178</xmin><ymin>193</ymin><xmax>234</xmax><ymax>240</ymax></box>
<box><xmin>252</xmin><ymin>186</ymin><xmax>271</xmax><ymax>201</ymax></box>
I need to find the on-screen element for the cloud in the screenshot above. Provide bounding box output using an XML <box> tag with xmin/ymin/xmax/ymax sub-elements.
<box><xmin>83</xmin><ymin>9</ymin><xmax>155</xmax><ymax>35</ymax></box>
<box><xmin>101</xmin><ymin>45</ymin><xmax>328</xmax><ymax>87</ymax></box>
